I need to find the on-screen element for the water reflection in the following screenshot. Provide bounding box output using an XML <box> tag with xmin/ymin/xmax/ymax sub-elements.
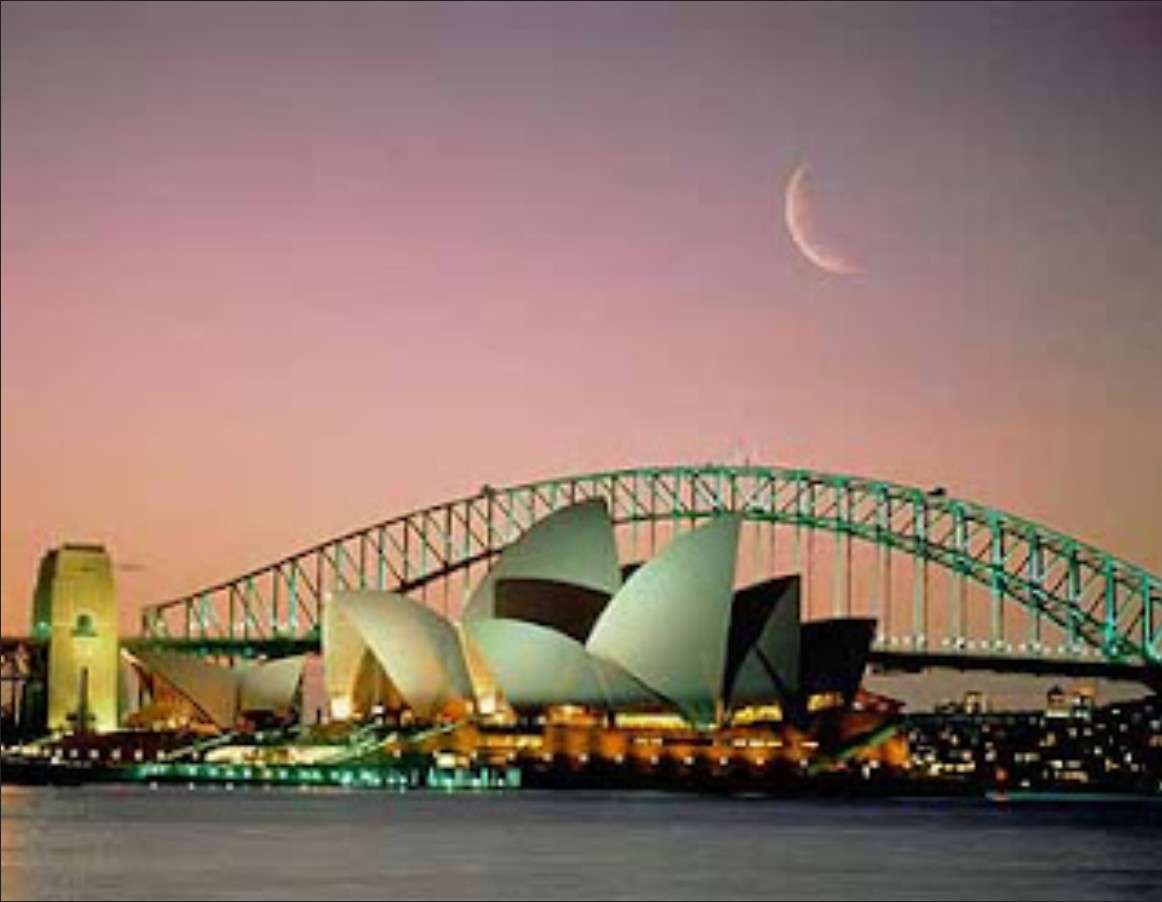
<box><xmin>2</xmin><ymin>785</ymin><xmax>1159</xmax><ymax>901</ymax></box>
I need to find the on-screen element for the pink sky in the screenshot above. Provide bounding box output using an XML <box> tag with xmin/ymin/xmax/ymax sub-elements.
<box><xmin>3</xmin><ymin>2</ymin><xmax>1160</xmax><ymax>634</ymax></box>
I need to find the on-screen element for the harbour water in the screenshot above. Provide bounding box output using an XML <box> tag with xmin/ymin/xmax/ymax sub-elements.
<box><xmin>1</xmin><ymin>785</ymin><xmax>1159</xmax><ymax>901</ymax></box>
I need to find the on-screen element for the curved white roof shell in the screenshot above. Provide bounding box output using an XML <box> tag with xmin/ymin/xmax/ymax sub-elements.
<box><xmin>323</xmin><ymin>594</ymin><xmax>372</xmax><ymax>707</ymax></box>
<box><xmin>239</xmin><ymin>655</ymin><xmax>306</xmax><ymax>713</ymax></box>
<box><xmin>132</xmin><ymin>650</ymin><xmax>306</xmax><ymax>728</ymax></box>
<box><xmin>587</xmin><ymin>516</ymin><xmax>741</xmax><ymax>726</ymax></box>
<box><xmin>131</xmin><ymin>649</ymin><xmax>240</xmax><ymax>729</ymax></box>
<box><xmin>466</xmin><ymin>618</ymin><xmax>656</xmax><ymax>712</ymax></box>
<box><xmin>462</xmin><ymin>499</ymin><xmax>621</xmax><ymax>623</ymax></box>
<box><xmin>331</xmin><ymin>590</ymin><xmax>473</xmax><ymax>719</ymax></box>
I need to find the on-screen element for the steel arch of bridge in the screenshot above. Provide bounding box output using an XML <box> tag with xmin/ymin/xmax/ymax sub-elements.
<box><xmin>140</xmin><ymin>465</ymin><xmax>1160</xmax><ymax>672</ymax></box>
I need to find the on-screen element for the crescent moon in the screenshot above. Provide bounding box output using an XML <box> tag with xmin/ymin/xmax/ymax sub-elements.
<box><xmin>784</xmin><ymin>163</ymin><xmax>861</xmax><ymax>276</ymax></box>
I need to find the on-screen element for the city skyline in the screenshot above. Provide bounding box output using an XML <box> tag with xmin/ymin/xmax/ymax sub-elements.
<box><xmin>3</xmin><ymin>2</ymin><xmax>1161</xmax><ymax>634</ymax></box>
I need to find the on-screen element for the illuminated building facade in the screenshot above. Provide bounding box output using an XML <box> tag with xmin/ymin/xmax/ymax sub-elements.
<box><xmin>32</xmin><ymin>544</ymin><xmax>120</xmax><ymax>733</ymax></box>
<box><xmin>322</xmin><ymin>500</ymin><xmax>876</xmax><ymax>733</ymax></box>
<box><xmin>907</xmin><ymin>691</ymin><xmax>1158</xmax><ymax>793</ymax></box>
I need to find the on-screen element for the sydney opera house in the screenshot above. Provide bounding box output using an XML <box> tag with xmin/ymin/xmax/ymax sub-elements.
<box><xmin>118</xmin><ymin>500</ymin><xmax>900</xmax><ymax>781</ymax></box>
<box><xmin>320</xmin><ymin>500</ymin><xmax>878</xmax><ymax>732</ymax></box>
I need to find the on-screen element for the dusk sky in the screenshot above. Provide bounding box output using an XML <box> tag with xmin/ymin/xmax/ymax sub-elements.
<box><xmin>2</xmin><ymin>1</ymin><xmax>1160</xmax><ymax>634</ymax></box>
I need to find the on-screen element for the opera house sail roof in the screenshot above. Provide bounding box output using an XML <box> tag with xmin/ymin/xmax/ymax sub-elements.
<box><xmin>305</xmin><ymin>499</ymin><xmax>876</xmax><ymax>730</ymax></box>
<box><xmin>128</xmin><ymin>649</ymin><xmax>305</xmax><ymax>729</ymax></box>
<box><xmin>326</xmin><ymin>591</ymin><xmax>474</xmax><ymax>720</ymax></box>
<box><xmin>462</xmin><ymin>498</ymin><xmax>622</xmax><ymax>640</ymax></box>
<box><xmin>723</xmin><ymin>576</ymin><xmax>801</xmax><ymax>709</ymax></box>
<box><xmin>586</xmin><ymin>516</ymin><xmax>740</xmax><ymax>726</ymax></box>
<box><xmin>466</xmin><ymin>618</ymin><xmax>655</xmax><ymax>712</ymax></box>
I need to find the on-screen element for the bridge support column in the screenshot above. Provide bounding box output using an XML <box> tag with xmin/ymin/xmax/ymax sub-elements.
<box><xmin>912</xmin><ymin>499</ymin><xmax>927</xmax><ymax>650</ymax></box>
<box><xmin>1104</xmin><ymin>558</ymin><xmax>1117</xmax><ymax>658</ymax></box>
<box><xmin>949</xmin><ymin>504</ymin><xmax>966</xmax><ymax>649</ymax></box>
<box><xmin>989</xmin><ymin>517</ymin><xmax>1005</xmax><ymax>651</ymax></box>
<box><xmin>805</xmin><ymin>527</ymin><xmax>815</xmax><ymax>620</ymax></box>
<box><xmin>769</xmin><ymin>518</ymin><xmax>777</xmax><ymax>584</ymax></box>
<box><xmin>1027</xmin><ymin>535</ymin><xmax>1044</xmax><ymax>653</ymax></box>
<box><xmin>874</xmin><ymin>491</ymin><xmax>890</xmax><ymax>642</ymax></box>
<box><xmin>289</xmin><ymin>562</ymin><xmax>302</xmax><ymax>632</ymax></box>
<box><xmin>877</xmin><ymin>542</ymin><xmax>891</xmax><ymax>642</ymax></box>
<box><xmin>377</xmin><ymin>526</ymin><xmax>388</xmax><ymax>591</ymax></box>
<box><xmin>832</xmin><ymin>480</ymin><xmax>852</xmax><ymax>618</ymax></box>
<box><xmin>272</xmin><ymin>565</ymin><xmax>282</xmax><ymax>635</ymax></box>
<box><xmin>832</xmin><ymin>531</ymin><xmax>846</xmax><ymax>618</ymax></box>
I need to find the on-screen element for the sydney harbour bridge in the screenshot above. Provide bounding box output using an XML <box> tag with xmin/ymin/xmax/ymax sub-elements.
<box><xmin>134</xmin><ymin>464</ymin><xmax>1160</xmax><ymax>688</ymax></box>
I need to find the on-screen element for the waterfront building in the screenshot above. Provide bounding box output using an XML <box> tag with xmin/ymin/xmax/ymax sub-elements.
<box><xmin>322</xmin><ymin>500</ymin><xmax>875</xmax><ymax>732</ymax></box>
<box><xmin>907</xmin><ymin>691</ymin><xmax>1160</xmax><ymax>793</ymax></box>
<box><xmin>32</xmin><ymin>545</ymin><xmax>120</xmax><ymax>733</ymax></box>
<box><xmin>111</xmin><ymin>500</ymin><xmax>899</xmax><ymax>780</ymax></box>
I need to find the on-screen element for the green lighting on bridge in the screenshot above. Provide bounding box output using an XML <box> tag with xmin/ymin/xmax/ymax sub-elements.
<box><xmin>136</xmin><ymin>464</ymin><xmax>1157</xmax><ymax>673</ymax></box>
